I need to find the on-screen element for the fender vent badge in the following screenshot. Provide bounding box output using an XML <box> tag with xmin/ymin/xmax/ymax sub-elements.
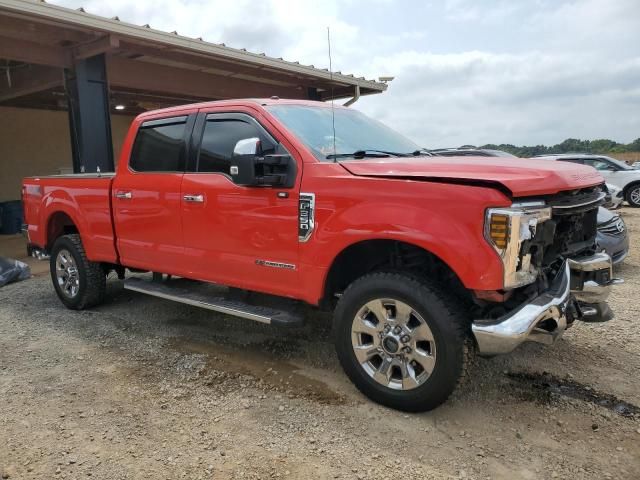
<box><xmin>299</xmin><ymin>193</ymin><xmax>315</xmax><ymax>242</ymax></box>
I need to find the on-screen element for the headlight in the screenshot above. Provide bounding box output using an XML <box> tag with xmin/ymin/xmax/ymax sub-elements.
<box><xmin>485</xmin><ymin>204</ymin><xmax>552</xmax><ymax>289</ymax></box>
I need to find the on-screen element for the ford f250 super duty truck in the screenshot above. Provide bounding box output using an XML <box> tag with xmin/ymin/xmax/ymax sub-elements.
<box><xmin>22</xmin><ymin>98</ymin><xmax>621</xmax><ymax>412</ymax></box>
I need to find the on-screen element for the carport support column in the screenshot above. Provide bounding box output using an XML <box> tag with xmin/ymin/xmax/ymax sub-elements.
<box><xmin>65</xmin><ymin>54</ymin><xmax>114</xmax><ymax>173</ymax></box>
<box><xmin>307</xmin><ymin>87</ymin><xmax>321</xmax><ymax>100</ymax></box>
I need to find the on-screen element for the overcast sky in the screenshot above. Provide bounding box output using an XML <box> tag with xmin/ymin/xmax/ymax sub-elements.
<box><xmin>52</xmin><ymin>0</ymin><xmax>640</xmax><ymax>148</ymax></box>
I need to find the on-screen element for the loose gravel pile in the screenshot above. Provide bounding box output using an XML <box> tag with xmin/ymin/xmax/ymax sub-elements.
<box><xmin>1</xmin><ymin>209</ymin><xmax>639</xmax><ymax>479</ymax></box>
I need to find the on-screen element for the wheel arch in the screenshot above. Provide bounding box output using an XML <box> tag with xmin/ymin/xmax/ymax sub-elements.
<box><xmin>45</xmin><ymin>210</ymin><xmax>80</xmax><ymax>250</ymax></box>
<box><xmin>321</xmin><ymin>238</ymin><xmax>471</xmax><ymax>309</ymax></box>
<box><xmin>623</xmin><ymin>180</ymin><xmax>640</xmax><ymax>198</ymax></box>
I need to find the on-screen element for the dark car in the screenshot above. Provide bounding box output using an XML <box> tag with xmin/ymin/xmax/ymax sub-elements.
<box><xmin>597</xmin><ymin>207</ymin><xmax>629</xmax><ymax>264</ymax></box>
<box><xmin>430</xmin><ymin>148</ymin><xmax>518</xmax><ymax>158</ymax></box>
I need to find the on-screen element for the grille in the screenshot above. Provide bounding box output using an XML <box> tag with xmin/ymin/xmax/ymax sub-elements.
<box><xmin>545</xmin><ymin>185</ymin><xmax>605</xmax><ymax>212</ymax></box>
<box><xmin>598</xmin><ymin>217</ymin><xmax>625</xmax><ymax>235</ymax></box>
<box><xmin>550</xmin><ymin>207</ymin><xmax>598</xmax><ymax>257</ymax></box>
<box><xmin>537</xmin><ymin>186</ymin><xmax>604</xmax><ymax>266</ymax></box>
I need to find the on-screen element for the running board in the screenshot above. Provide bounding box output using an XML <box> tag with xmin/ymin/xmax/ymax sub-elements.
<box><xmin>123</xmin><ymin>277</ymin><xmax>304</xmax><ymax>327</ymax></box>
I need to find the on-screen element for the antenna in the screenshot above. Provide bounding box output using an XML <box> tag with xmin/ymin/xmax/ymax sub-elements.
<box><xmin>327</xmin><ymin>26</ymin><xmax>337</xmax><ymax>161</ymax></box>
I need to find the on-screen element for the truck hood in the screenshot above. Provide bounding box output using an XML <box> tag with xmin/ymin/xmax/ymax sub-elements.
<box><xmin>339</xmin><ymin>156</ymin><xmax>604</xmax><ymax>197</ymax></box>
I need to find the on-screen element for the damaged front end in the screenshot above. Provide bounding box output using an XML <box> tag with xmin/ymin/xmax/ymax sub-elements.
<box><xmin>472</xmin><ymin>185</ymin><xmax>622</xmax><ymax>356</ymax></box>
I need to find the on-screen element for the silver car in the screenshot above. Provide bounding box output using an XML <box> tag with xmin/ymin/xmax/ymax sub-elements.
<box><xmin>597</xmin><ymin>207</ymin><xmax>629</xmax><ymax>264</ymax></box>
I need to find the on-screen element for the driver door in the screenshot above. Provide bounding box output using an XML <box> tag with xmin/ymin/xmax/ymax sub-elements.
<box><xmin>180</xmin><ymin>109</ymin><xmax>302</xmax><ymax>298</ymax></box>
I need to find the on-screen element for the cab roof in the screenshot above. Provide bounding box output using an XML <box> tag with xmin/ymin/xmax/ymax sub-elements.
<box><xmin>136</xmin><ymin>98</ymin><xmax>342</xmax><ymax>120</ymax></box>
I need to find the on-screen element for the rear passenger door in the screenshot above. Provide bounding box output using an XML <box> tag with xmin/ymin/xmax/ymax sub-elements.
<box><xmin>113</xmin><ymin>114</ymin><xmax>194</xmax><ymax>273</ymax></box>
<box><xmin>180</xmin><ymin>110</ymin><xmax>301</xmax><ymax>297</ymax></box>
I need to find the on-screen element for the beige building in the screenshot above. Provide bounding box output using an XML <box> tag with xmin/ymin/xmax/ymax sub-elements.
<box><xmin>0</xmin><ymin>106</ymin><xmax>134</xmax><ymax>201</ymax></box>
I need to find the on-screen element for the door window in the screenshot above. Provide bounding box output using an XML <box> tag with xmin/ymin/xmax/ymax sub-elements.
<box><xmin>130</xmin><ymin>117</ymin><xmax>188</xmax><ymax>172</ymax></box>
<box><xmin>583</xmin><ymin>158</ymin><xmax>615</xmax><ymax>171</ymax></box>
<box><xmin>197</xmin><ymin>119</ymin><xmax>263</xmax><ymax>174</ymax></box>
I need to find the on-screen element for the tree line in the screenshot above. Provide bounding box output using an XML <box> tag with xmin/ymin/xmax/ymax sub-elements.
<box><xmin>476</xmin><ymin>137</ymin><xmax>640</xmax><ymax>158</ymax></box>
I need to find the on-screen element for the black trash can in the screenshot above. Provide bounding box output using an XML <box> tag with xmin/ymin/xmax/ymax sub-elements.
<box><xmin>0</xmin><ymin>200</ymin><xmax>23</xmax><ymax>235</ymax></box>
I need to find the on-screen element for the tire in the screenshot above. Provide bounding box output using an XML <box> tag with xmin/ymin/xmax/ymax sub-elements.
<box><xmin>625</xmin><ymin>183</ymin><xmax>640</xmax><ymax>208</ymax></box>
<box><xmin>50</xmin><ymin>234</ymin><xmax>106</xmax><ymax>310</ymax></box>
<box><xmin>333</xmin><ymin>272</ymin><xmax>471</xmax><ymax>412</ymax></box>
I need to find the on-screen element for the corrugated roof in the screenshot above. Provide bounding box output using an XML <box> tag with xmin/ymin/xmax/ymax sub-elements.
<box><xmin>0</xmin><ymin>0</ymin><xmax>386</xmax><ymax>93</ymax></box>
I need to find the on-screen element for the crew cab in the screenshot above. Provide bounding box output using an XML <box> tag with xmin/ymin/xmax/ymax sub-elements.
<box><xmin>22</xmin><ymin>99</ymin><xmax>621</xmax><ymax>411</ymax></box>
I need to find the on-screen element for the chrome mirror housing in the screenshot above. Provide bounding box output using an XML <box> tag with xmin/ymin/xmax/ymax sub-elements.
<box><xmin>233</xmin><ymin>137</ymin><xmax>261</xmax><ymax>156</ymax></box>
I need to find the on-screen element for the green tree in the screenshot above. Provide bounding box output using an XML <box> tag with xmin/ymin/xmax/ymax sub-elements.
<box><xmin>627</xmin><ymin>138</ymin><xmax>640</xmax><ymax>151</ymax></box>
<box><xmin>477</xmin><ymin>137</ymin><xmax>640</xmax><ymax>157</ymax></box>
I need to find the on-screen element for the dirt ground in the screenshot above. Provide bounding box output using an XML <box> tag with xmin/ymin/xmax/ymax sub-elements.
<box><xmin>1</xmin><ymin>210</ymin><xmax>639</xmax><ymax>480</ymax></box>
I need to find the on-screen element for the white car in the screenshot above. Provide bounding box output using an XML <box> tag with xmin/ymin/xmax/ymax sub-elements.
<box><xmin>535</xmin><ymin>154</ymin><xmax>640</xmax><ymax>207</ymax></box>
<box><xmin>605</xmin><ymin>183</ymin><xmax>624</xmax><ymax>209</ymax></box>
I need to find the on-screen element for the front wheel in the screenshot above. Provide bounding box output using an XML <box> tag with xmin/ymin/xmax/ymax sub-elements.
<box><xmin>626</xmin><ymin>184</ymin><xmax>640</xmax><ymax>207</ymax></box>
<box><xmin>50</xmin><ymin>234</ymin><xmax>106</xmax><ymax>310</ymax></box>
<box><xmin>333</xmin><ymin>272</ymin><xmax>471</xmax><ymax>412</ymax></box>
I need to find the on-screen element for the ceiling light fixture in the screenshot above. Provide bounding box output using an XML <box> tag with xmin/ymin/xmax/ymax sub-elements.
<box><xmin>115</xmin><ymin>104</ymin><xmax>125</xmax><ymax>110</ymax></box>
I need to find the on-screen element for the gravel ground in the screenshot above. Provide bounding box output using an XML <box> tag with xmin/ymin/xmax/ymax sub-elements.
<box><xmin>1</xmin><ymin>209</ymin><xmax>639</xmax><ymax>480</ymax></box>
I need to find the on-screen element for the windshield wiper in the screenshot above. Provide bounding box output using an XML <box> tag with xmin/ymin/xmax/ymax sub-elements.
<box><xmin>411</xmin><ymin>148</ymin><xmax>434</xmax><ymax>156</ymax></box>
<box><xmin>326</xmin><ymin>149</ymin><xmax>408</xmax><ymax>160</ymax></box>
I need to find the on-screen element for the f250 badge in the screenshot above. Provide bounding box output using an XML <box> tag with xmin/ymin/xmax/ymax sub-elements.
<box><xmin>298</xmin><ymin>193</ymin><xmax>316</xmax><ymax>242</ymax></box>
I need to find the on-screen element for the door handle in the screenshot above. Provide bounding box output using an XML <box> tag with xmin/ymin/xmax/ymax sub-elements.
<box><xmin>183</xmin><ymin>194</ymin><xmax>204</xmax><ymax>203</ymax></box>
<box><xmin>115</xmin><ymin>191</ymin><xmax>132</xmax><ymax>199</ymax></box>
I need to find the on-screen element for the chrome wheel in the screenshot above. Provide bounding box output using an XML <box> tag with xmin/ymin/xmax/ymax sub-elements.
<box><xmin>630</xmin><ymin>186</ymin><xmax>640</xmax><ymax>206</ymax></box>
<box><xmin>351</xmin><ymin>298</ymin><xmax>437</xmax><ymax>391</ymax></box>
<box><xmin>55</xmin><ymin>249</ymin><xmax>80</xmax><ymax>298</ymax></box>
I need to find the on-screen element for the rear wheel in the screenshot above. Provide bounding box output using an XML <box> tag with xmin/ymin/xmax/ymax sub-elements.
<box><xmin>50</xmin><ymin>234</ymin><xmax>106</xmax><ymax>310</ymax></box>
<box><xmin>333</xmin><ymin>272</ymin><xmax>471</xmax><ymax>412</ymax></box>
<box><xmin>626</xmin><ymin>184</ymin><xmax>640</xmax><ymax>207</ymax></box>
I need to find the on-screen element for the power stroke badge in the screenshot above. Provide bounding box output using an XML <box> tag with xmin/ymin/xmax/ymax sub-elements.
<box><xmin>298</xmin><ymin>193</ymin><xmax>316</xmax><ymax>242</ymax></box>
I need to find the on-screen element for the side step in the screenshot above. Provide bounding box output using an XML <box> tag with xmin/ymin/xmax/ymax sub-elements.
<box><xmin>123</xmin><ymin>277</ymin><xmax>304</xmax><ymax>327</ymax></box>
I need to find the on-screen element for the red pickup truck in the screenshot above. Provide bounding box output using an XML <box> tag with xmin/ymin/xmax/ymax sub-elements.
<box><xmin>22</xmin><ymin>98</ymin><xmax>620</xmax><ymax>411</ymax></box>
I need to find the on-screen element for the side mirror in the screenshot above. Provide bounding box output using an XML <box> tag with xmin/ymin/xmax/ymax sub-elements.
<box><xmin>231</xmin><ymin>138</ymin><xmax>293</xmax><ymax>187</ymax></box>
<box><xmin>233</xmin><ymin>137</ymin><xmax>261</xmax><ymax>156</ymax></box>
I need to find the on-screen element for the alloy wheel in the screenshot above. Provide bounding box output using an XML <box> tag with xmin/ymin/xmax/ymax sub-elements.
<box><xmin>351</xmin><ymin>298</ymin><xmax>437</xmax><ymax>390</ymax></box>
<box><xmin>55</xmin><ymin>249</ymin><xmax>80</xmax><ymax>298</ymax></box>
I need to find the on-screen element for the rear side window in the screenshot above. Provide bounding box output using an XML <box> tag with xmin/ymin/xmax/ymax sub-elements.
<box><xmin>197</xmin><ymin>119</ymin><xmax>263</xmax><ymax>174</ymax></box>
<box><xmin>130</xmin><ymin>116</ymin><xmax>187</xmax><ymax>172</ymax></box>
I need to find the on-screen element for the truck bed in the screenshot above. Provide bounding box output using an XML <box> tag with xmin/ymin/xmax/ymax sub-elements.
<box><xmin>22</xmin><ymin>174</ymin><xmax>118</xmax><ymax>263</ymax></box>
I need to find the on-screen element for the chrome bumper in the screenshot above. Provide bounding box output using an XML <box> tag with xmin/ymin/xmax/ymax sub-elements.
<box><xmin>568</xmin><ymin>252</ymin><xmax>622</xmax><ymax>304</ymax></box>
<box><xmin>472</xmin><ymin>252</ymin><xmax>621</xmax><ymax>355</ymax></box>
<box><xmin>472</xmin><ymin>262</ymin><xmax>571</xmax><ymax>356</ymax></box>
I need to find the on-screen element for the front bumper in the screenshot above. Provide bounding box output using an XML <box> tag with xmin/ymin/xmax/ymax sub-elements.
<box><xmin>472</xmin><ymin>253</ymin><xmax>621</xmax><ymax>355</ymax></box>
<box><xmin>568</xmin><ymin>252</ymin><xmax>622</xmax><ymax>303</ymax></box>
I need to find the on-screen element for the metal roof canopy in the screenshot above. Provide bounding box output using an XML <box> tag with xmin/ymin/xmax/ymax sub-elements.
<box><xmin>0</xmin><ymin>0</ymin><xmax>387</xmax><ymax>112</ymax></box>
<box><xmin>0</xmin><ymin>0</ymin><xmax>387</xmax><ymax>174</ymax></box>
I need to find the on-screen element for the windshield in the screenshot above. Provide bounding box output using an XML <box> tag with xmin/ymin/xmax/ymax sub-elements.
<box><xmin>266</xmin><ymin>104</ymin><xmax>420</xmax><ymax>161</ymax></box>
<box><xmin>602</xmin><ymin>156</ymin><xmax>632</xmax><ymax>170</ymax></box>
